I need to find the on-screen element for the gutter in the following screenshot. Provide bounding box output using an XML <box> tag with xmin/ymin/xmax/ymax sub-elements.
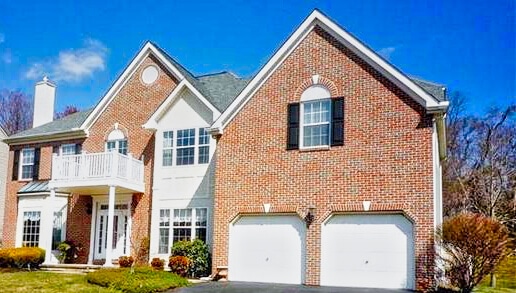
<box><xmin>4</xmin><ymin>129</ymin><xmax>88</xmax><ymax>146</ymax></box>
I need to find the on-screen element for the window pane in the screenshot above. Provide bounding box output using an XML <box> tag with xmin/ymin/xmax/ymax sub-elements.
<box><xmin>198</xmin><ymin>128</ymin><xmax>209</xmax><ymax>145</ymax></box>
<box><xmin>163</xmin><ymin>149</ymin><xmax>173</xmax><ymax>166</ymax></box>
<box><xmin>22</xmin><ymin>211</ymin><xmax>41</xmax><ymax>247</ymax></box>
<box><xmin>118</xmin><ymin>140</ymin><xmax>128</xmax><ymax>155</ymax></box>
<box><xmin>106</xmin><ymin>141</ymin><xmax>116</xmax><ymax>152</ymax></box>
<box><xmin>163</xmin><ymin>131</ymin><xmax>174</xmax><ymax>148</ymax></box>
<box><xmin>195</xmin><ymin>228</ymin><xmax>207</xmax><ymax>243</ymax></box>
<box><xmin>22</xmin><ymin>149</ymin><xmax>34</xmax><ymax>164</ymax></box>
<box><xmin>159</xmin><ymin>228</ymin><xmax>170</xmax><ymax>254</ymax></box>
<box><xmin>195</xmin><ymin>208</ymin><xmax>207</xmax><ymax>227</ymax></box>
<box><xmin>61</xmin><ymin>144</ymin><xmax>76</xmax><ymax>156</ymax></box>
<box><xmin>198</xmin><ymin>146</ymin><xmax>209</xmax><ymax>164</ymax></box>
<box><xmin>52</xmin><ymin>211</ymin><xmax>64</xmax><ymax>250</ymax></box>
<box><xmin>177</xmin><ymin>129</ymin><xmax>195</xmax><ymax>147</ymax></box>
<box><xmin>22</xmin><ymin>165</ymin><xmax>33</xmax><ymax>179</ymax></box>
<box><xmin>302</xmin><ymin>100</ymin><xmax>330</xmax><ymax>147</ymax></box>
<box><xmin>176</xmin><ymin>147</ymin><xmax>194</xmax><ymax>165</ymax></box>
<box><xmin>173</xmin><ymin>209</ymin><xmax>192</xmax><ymax>227</ymax></box>
<box><xmin>159</xmin><ymin>209</ymin><xmax>170</xmax><ymax>227</ymax></box>
<box><xmin>173</xmin><ymin>228</ymin><xmax>191</xmax><ymax>243</ymax></box>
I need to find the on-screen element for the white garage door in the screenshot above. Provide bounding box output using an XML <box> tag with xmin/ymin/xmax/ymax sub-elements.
<box><xmin>228</xmin><ymin>215</ymin><xmax>305</xmax><ymax>284</ymax></box>
<box><xmin>321</xmin><ymin>214</ymin><xmax>414</xmax><ymax>289</ymax></box>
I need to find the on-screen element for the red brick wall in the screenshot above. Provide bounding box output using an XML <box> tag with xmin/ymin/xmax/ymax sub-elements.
<box><xmin>76</xmin><ymin>55</ymin><xmax>178</xmax><ymax>260</ymax></box>
<box><xmin>2</xmin><ymin>138</ymin><xmax>84</xmax><ymax>247</ymax></box>
<box><xmin>212</xmin><ymin>26</ymin><xmax>436</xmax><ymax>291</ymax></box>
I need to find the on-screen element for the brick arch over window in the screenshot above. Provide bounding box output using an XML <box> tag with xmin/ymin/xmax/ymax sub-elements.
<box><xmin>294</xmin><ymin>75</ymin><xmax>339</xmax><ymax>99</ymax></box>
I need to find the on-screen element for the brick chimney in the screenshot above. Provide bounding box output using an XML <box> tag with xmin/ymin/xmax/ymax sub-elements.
<box><xmin>33</xmin><ymin>76</ymin><xmax>56</xmax><ymax>128</ymax></box>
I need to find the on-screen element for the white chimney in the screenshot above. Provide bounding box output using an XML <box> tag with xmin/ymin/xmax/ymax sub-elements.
<box><xmin>33</xmin><ymin>76</ymin><xmax>56</xmax><ymax>128</ymax></box>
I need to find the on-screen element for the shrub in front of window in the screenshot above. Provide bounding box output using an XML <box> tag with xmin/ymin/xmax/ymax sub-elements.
<box><xmin>151</xmin><ymin>257</ymin><xmax>165</xmax><ymax>270</ymax></box>
<box><xmin>170</xmin><ymin>239</ymin><xmax>211</xmax><ymax>278</ymax></box>
<box><xmin>437</xmin><ymin>213</ymin><xmax>509</xmax><ymax>293</ymax></box>
<box><xmin>168</xmin><ymin>256</ymin><xmax>190</xmax><ymax>277</ymax></box>
<box><xmin>118</xmin><ymin>255</ymin><xmax>134</xmax><ymax>268</ymax></box>
<box><xmin>0</xmin><ymin>247</ymin><xmax>45</xmax><ymax>269</ymax></box>
<box><xmin>56</xmin><ymin>240</ymin><xmax>83</xmax><ymax>264</ymax></box>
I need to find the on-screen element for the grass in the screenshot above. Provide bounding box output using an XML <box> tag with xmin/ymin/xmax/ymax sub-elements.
<box><xmin>0</xmin><ymin>266</ymin><xmax>189</xmax><ymax>293</ymax></box>
<box><xmin>476</xmin><ymin>255</ymin><xmax>516</xmax><ymax>293</ymax></box>
<box><xmin>0</xmin><ymin>269</ymin><xmax>118</xmax><ymax>292</ymax></box>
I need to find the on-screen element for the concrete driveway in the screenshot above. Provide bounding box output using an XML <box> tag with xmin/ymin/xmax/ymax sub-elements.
<box><xmin>169</xmin><ymin>281</ymin><xmax>411</xmax><ymax>293</ymax></box>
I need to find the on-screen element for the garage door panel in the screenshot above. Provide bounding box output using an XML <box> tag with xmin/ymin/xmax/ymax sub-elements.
<box><xmin>321</xmin><ymin>214</ymin><xmax>414</xmax><ymax>289</ymax></box>
<box><xmin>229</xmin><ymin>215</ymin><xmax>305</xmax><ymax>284</ymax></box>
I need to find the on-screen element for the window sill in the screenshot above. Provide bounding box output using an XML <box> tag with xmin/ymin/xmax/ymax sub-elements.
<box><xmin>299</xmin><ymin>145</ymin><xmax>331</xmax><ymax>152</ymax></box>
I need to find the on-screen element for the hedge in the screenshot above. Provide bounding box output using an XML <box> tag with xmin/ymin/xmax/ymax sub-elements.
<box><xmin>0</xmin><ymin>247</ymin><xmax>46</xmax><ymax>269</ymax></box>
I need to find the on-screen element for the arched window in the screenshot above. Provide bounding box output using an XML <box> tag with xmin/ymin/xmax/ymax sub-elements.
<box><xmin>106</xmin><ymin>129</ymin><xmax>128</xmax><ymax>155</ymax></box>
<box><xmin>287</xmin><ymin>85</ymin><xmax>344</xmax><ymax>150</ymax></box>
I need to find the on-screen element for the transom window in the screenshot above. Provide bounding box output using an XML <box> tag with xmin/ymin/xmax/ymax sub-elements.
<box><xmin>158</xmin><ymin>208</ymin><xmax>208</xmax><ymax>254</ymax></box>
<box><xmin>22</xmin><ymin>211</ymin><xmax>41</xmax><ymax>247</ymax></box>
<box><xmin>20</xmin><ymin>148</ymin><xmax>35</xmax><ymax>180</ymax></box>
<box><xmin>162</xmin><ymin>128</ymin><xmax>210</xmax><ymax>166</ymax></box>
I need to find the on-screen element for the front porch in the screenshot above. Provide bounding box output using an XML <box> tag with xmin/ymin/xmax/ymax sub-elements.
<box><xmin>36</xmin><ymin>151</ymin><xmax>145</xmax><ymax>266</ymax></box>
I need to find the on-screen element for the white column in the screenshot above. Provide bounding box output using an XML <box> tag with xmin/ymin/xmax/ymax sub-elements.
<box><xmin>104</xmin><ymin>185</ymin><xmax>116</xmax><ymax>267</ymax></box>
<box><xmin>88</xmin><ymin>199</ymin><xmax>97</xmax><ymax>265</ymax></box>
<box><xmin>44</xmin><ymin>189</ymin><xmax>56</xmax><ymax>264</ymax></box>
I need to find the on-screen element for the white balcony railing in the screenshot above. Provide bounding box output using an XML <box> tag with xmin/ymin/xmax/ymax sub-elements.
<box><xmin>51</xmin><ymin>151</ymin><xmax>144</xmax><ymax>191</ymax></box>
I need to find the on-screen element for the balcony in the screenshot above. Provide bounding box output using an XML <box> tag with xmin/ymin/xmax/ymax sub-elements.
<box><xmin>50</xmin><ymin>151</ymin><xmax>145</xmax><ymax>194</ymax></box>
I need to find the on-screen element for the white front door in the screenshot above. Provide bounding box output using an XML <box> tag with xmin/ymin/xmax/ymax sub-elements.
<box><xmin>95</xmin><ymin>204</ymin><xmax>130</xmax><ymax>260</ymax></box>
<box><xmin>228</xmin><ymin>215</ymin><xmax>306</xmax><ymax>284</ymax></box>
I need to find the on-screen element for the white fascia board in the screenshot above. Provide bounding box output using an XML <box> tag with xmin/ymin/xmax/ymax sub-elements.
<box><xmin>212</xmin><ymin>10</ymin><xmax>448</xmax><ymax>132</ymax></box>
<box><xmin>80</xmin><ymin>42</ymin><xmax>185</xmax><ymax>131</ymax></box>
<box><xmin>142</xmin><ymin>80</ymin><xmax>221</xmax><ymax>130</ymax></box>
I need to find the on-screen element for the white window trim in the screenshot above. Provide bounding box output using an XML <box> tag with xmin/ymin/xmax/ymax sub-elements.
<box><xmin>158</xmin><ymin>207</ymin><xmax>209</xmax><ymax>255</ymax></box>
<box><xmin>161</xmin><ymin>127</ymin><xmax>211</xmax><ymax>167</ymax></box>
<box><xmin>19</xmin><ymin>148</ymin><xmax>35</xmax><ymax>181</ymax></box>
<box><xmin>21</xmin><ymin>210</ymin><xmax>41</xmax><ymax>247</ymax></box>
<box><xmin>299</xmin><ymin>99</ymin><xmax>332</xmax><ymax>149</ymax></box>
<box><xmin>60</xmin><ymin>143</ymin><xmax>77</xmax><ymax>156</ymax></box>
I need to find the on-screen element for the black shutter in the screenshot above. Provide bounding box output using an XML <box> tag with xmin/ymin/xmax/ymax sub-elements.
<box><xmin>287</xmin><ymin>103</ymin><xmax>300</xmax><ymax>150</ymax></box>
<box><xmin>75</xmin><ymin>144</ymin><xmax>82</xmax><ymax>154</ymax></box>
<box><xmin>331</xmin><ymin>97</ymin><xmax>344</xmax><ymax>146</ymax></box>
<box><xmin>52</xmin><ymin>146</ymin><xmax>59</xmax><ymax>154</ymax></box>
<box><xmin>12</xmin><ymin>150</ymin><xmax>20</xmax><ymax>180</ymax></box>
<box><xmin>33</xmin><ymin>148</ymin><xmax>41</xmax><ymax>180</ymax></box>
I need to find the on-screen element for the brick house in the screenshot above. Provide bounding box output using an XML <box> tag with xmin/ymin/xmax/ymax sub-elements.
<box><xmin>209</xmin><ymin>10</ymin><xmax>448</xmax><ymax>291</ymax></box>
<box><xmin>1</xmin><ymin>9</ymin><xmax>447</xmax><ymax>291</ymax></box>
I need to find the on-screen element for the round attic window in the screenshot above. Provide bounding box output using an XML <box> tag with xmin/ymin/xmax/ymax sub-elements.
<box><xmin>141</xmin><ymin>65</ymin><xmax>159</xmax><ymax>85</ymax></box>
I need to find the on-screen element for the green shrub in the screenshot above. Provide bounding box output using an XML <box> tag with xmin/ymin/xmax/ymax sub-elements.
<box><xmin>56</xmin><ymin>240</ymin><xmax>82</xmax><ymax>264</ymax></box>
<box><xmin>150</xmin><ymin>257</ymin><xmax>164</xmax><ymax>270</ymax></box>
<box><xmin>86</xmin><ymin>266</ymin><xmax>188</xmax><ymax>293</ymax></box>
<box><xmin>168</xmin><ymin>256</ymin><xmax>190</xmax><ymax>277</ymax></box>
<box><xmin>0</xmin><ymin>247</ymin><xmax>45</xmax><ymax>269</ymax></box>
<box><xmin>171</xmin><ymin>239</ymin><xmax>211</xmax><ymax>277</ymax></box>
<box><xmin>118</xmin><ymin>256</ymin><xmax>134</xmax><ymax>268</ymax></box>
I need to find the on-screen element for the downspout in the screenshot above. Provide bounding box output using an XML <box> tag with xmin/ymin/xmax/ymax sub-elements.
<box><xmin>435</xmin><ymin>112</ymin><xmax>447</xmax><ymax>161</ymax></box>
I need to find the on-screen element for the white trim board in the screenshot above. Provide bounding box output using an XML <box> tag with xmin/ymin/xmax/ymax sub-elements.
<box><xmin>211</xmin><ymin>9</ymin><xmax>448</xmax><ymax>134</ymax></box>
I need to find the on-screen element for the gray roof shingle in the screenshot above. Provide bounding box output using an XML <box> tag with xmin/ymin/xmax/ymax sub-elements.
<box><xmin>410</xmin><ymin>77</ymin><xmax>447</xmax><ymax>102</ymax></box>
<box><xmin>196</xmin><ymin>72</ymin><xmax>249</xmax><ymax>111</ymax></box>
<box><xmin>8</xmin><ymin>109</ymin><xmax>92</xmax><ymax>139</ymax></box>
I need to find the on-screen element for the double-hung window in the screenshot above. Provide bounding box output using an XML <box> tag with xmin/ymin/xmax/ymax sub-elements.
<box><xmin>162</xmin><ymin>128</ymin><xmax>210</xmax><ymax>166</ymax></box>
<box><xmin>157</xmin><ymin>208</ymin><xmax>208</xmax><ymax>254</ymax></box>
<box><xmin>20</xmin><ymin>148</ymin><xmax>35</xmax><ymax>180</ymax></box>
<box><xmin>287</xmin><ymin>84</ymin><xmax>344</xmax><ymax>150</ymax></box>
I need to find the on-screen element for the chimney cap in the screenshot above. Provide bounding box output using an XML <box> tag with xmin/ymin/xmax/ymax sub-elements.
<box><xmin>36</xmin><ymin>75</ymin><xmax>56</xmax><ymax>87</ymax></box>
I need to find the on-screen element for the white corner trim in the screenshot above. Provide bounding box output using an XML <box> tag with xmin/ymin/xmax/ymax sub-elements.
<box><xmin>80</xmin><ymin>42</ymin><xmax>186</xmax><ymax>131</ymax></box>
<box><xmin>212</xmin><ymin>10</ymin><xmax>448</xmax><ymax>132</ymax></box>
<box><xmin>432</xmin><ymin>119</ymin><xmax>443</xmax><ymax>229</ymax></box>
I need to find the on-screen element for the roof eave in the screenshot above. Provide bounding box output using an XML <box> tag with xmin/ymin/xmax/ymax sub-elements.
<box><xmin>4</xmin><ymin>129</ymin><xmax>88</xmax><ymax>145</ymax></box>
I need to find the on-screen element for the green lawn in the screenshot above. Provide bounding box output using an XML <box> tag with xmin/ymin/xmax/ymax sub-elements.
<box><xmin>476</xmin><ymin>255</ymin><xmax>516</xmax><ymax>293</ymax></box>
<box><xmin>0</xmin><ymin>270</ymin><xmax>118</xmax><ymax>293</ymax></box>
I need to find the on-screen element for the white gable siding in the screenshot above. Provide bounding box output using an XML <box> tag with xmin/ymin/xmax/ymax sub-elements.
<box><xmin>149</xmin><ymin>88</ymin><xmax>217</xmax><ymax>260</ymax></box>
<box><xmin>0</xmin><ymin>130</ymin><xmax>8</xmax><ymax>242</ymax></box>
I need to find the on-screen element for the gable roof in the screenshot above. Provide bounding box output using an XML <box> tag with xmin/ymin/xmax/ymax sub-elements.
<box><xmin>197</xmin><ymin>72</ymin><xmax>249</xmax><ymax>111</ymax></box>
<box><xmin>211</xmin><ymin>9</ymin><xmax>449</xmax><ymax>133</ymax></box>
<box><xmin>0</xmin><ymin>126</ymin><xmax>6</xmax><ymax>138</ymax></box>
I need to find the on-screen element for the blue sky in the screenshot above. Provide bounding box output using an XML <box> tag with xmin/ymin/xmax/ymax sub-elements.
<box><xmin>0</xmin><ymin>0</ymin><xmax>514</xmax><ymax>114</ymax></box>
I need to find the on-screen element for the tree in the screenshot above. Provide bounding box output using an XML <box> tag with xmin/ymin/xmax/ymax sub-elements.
<box><xmin>54</xmin><ymin>105</ymin><xmax>79</xmax><ymax>120</ymax></box>
<box><xmin>437</xmin><ymin>213</ymin><xmax>509</xmax><ymax>293</ymax></box>
<box><xmin>0</xmin><ymin>89</ymin><xmax>33</xmax><ymax>135</ymax></box>
<box><xmin>443</xmin><ymin>97</ymin><xmax>516</xmax><ymax>231</ymax></box>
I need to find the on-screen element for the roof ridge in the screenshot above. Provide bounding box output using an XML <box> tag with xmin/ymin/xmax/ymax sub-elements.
<box><xmin>408</xmin><ymin>75</ymin><xmax>445</xmax><ymax>88</ymax></box>
<box><xmin>196</xmin><ymin>71</ymin><xmax>241</xmax><ymax>79</ymax></box>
